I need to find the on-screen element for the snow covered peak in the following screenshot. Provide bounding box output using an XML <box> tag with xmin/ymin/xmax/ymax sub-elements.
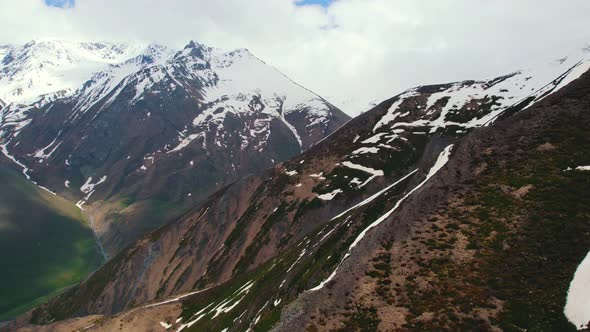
<box><xmin>203</xmin><ymin>45</ymin><xmax>329</xmax><ymax>110</ymax></box>
<box><xmin>58</xmin><ymin>38</ymin><xmax>337</xmax><ymax>136</ymax></box>
<box><xmin>1</xmin><ymin>39</ymin><xmax>347</xmax><ymax>160</ymax></box>
<box><xmin>0</xmin><ymin>39</ymin><xmax>332</xmax><ymax>117</ymax></box>
<box><xmin>0</xmin><ymin>40</ymin><xmax>151</xmax><ymax>105</ymax></box>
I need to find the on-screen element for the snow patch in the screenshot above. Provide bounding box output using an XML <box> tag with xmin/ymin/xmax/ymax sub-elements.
<box><xmin>287</xmin><ymin>248</ymin><xmax>307</xmax><ymax>273</ymax></box>
<box><xmin>32</xmin><ymin>132</ymin><xmax>63</xmax><ymax>160</ymax></box>
<box><xmin>564</xmin><ymin>251</ymin><xmax>590</xmax><ymax>330</ymax></box>
<box><xmin>317</xmin><ymin>189</ymin><xmax>343</xmax><ymax>201</ymax></box>
<box><xmin>0</xmin><ymin>141</ymin><xmax>31</xmax><ymax>179</ymax></box>
<box><xmin>80</xmin><ymin>175</ymin><xmax>107</xmax><ymax>200</ymax></box>
<box><xmin>351</xmin><ymin>147</ymin><xmax>379</xmax><ymax>155</ymax></box>
<box><xmin>341</xmin><ymin>161</ymin><xmax>384</xmax><ymax>187</ymax></box>
<box><xmin>341</xmin><ymin>161</ymin><xmax>384</xmax><ymax>176</ymax></box>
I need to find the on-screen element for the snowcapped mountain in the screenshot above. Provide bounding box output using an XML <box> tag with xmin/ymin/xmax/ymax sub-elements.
<box><xmin>16</xmin><ymin>45</ymin><xmax>590</xmax><ymax>332</ymax></box>
<box><xmin>1</xmin><ymin>40</ymin><xmax>348</xmax><ymax>148</ymax></box>
<box><xmin>0</xmin><ymin>40</ymin><xmax>151</xmax><ymax>105</ymax></box>
<box><xmin>0</xmin><ymin>40</ymin><xmax>350</xmax><ymax>255</ymax></box>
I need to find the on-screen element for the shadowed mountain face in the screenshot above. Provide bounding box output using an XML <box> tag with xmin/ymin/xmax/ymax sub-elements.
<box><xmin>0</xmin><ymin>40</ymin><xmax>350</xmax><ymax>256</ymax></box>
<box><xmin>10</xmin><ymin>49</ymin><xmax>589</xmax><ymax>331</ymax></box>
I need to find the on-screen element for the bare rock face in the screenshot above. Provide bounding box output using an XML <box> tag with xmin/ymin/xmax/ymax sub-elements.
<box><xmin>0</xmin><ymin>40</ymin><xmax>350</xmax><ymax>255</ymax></box>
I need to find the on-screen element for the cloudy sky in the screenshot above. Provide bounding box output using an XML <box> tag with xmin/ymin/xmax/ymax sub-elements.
<box><xmin>1</xmin><ymin>0</ymin><xmax>590</xmax><ymax>115</ymax></box>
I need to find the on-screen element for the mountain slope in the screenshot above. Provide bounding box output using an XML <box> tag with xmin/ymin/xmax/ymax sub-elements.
<box><xmin>11</xmin><ymin>48</ymin><xmax>590</xmax><ymax>331</ymax></box>
<box><xmin>0</xmin><ymin>162</ymin><xmax>102</xmax><ymax>321</ymax></box>
<box><xmin>275</xmin><ymin>69</ymin><xmax>590</xmax><ymax>332</ymax></box>
<box><xmin>0</xmin><ymin>40</ymin><xmax>350</xmax><ymax>255</ymax></box>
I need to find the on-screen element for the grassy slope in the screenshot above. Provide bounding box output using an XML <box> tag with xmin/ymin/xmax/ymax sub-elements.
<box><xmin>0</xmin><ymin>165</ymin><xmax>102</xmax><ymax>320</ymax></box>
<box><xmin>395</xmin><ymin>114</ymin><xmax>590</xmax><ymax>331</ymax></box>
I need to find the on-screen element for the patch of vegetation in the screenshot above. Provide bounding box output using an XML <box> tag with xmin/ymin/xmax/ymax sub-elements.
<box><xmin>193</xmin><ymin>185</ymin><xmax>267</xmax><ymax>288</ymax></box>
<box><xmin>30</xmin><ymin>245</ymin><xmax>138</xmax><ymax>324</ymax></box>
<box><xmin>118</xmin><ymin>195</ymin><xmax>135</xmax><ymax>208</ymax></box>
<box><xmin>233</xmin><ymin>201</ymin><xmax>290</xmax><ymax>275</ymax></box>
<box><xmin>337</xmin><ymin>305</ymin><xmax>381</xmax><ymax>332</ymax></box>
<box><xmin>156</xmin><ymin>261</ymin><xmax>183</xmax><ymax>298</ymax></box>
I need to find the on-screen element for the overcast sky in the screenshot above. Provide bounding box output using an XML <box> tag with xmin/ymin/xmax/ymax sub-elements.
<box><xmin>1</xmin><ymin>0</ymin><xmax>590</xmax><ymax>115</ymax></box>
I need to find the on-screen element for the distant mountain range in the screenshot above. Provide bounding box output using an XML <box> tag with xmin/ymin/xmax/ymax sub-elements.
<box><xmin>0</xmin><ymin>40</ymin><xmax>350</xmax><ymax>258</ymax></box>
<box><xmin>3</xmin><ymin>41</ymin><xmax>589</xmax><ymax>331</ymax></box>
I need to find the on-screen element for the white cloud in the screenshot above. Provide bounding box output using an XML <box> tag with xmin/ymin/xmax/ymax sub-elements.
<box><xmin>1</xmin><ymin>0</ymin><xmax>590</xmax><ymax>115</ymax></box>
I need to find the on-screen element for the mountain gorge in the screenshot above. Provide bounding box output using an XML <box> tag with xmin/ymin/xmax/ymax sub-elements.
<box><xmin>0</xmin><ymin>40</ymin><xmax>349</xmax><ymax>256</ymax></box>
<box><xmin>6</xmin><ymin>46</ymin><xmax>590</xmax><ymax>331</ymax></box>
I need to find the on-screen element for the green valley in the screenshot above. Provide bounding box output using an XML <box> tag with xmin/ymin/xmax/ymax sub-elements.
<box><xmin>0</xmin><ymin>165</ymin><xmax>102</xmax><ymax>320</ymax></box>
